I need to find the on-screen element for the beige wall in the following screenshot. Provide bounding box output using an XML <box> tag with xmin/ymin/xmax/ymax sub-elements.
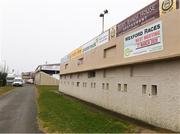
<box><xmin>59</xmin><ymin>58</ymin><xmax>180</xmax><ymax>132</ymax></box>
<box><xmin>59</xmin><ymin>2</ymin><xmax>180</xmax><ymax>132</ymax></box>
<box><xmin>34</xmin><ymin>71</ymin><xmax>59</xmax><ymax>86</ymax></box>
<box><xmin>60</xmin><ymin>9</ymin><xmax>180</xmax><ymax>75</ymax></box>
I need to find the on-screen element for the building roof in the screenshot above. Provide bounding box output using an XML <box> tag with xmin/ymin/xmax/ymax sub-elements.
<box><xmin>35</xmin><ymin>63</ymin><xmax>60</xmax><ymax>73</ymax></box>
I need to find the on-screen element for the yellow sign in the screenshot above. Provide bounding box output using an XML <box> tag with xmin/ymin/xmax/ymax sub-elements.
<box><xmin>160</xmin><ymin>0</ymin><xmax>177</xmax><ymax>15</ymax></box>
<box><xmin>69</xmin><ymin>47</ymin><xmax>83</xmax><ymax>59</ymax></box>
<box><xmin>110</xmin><ymin>26</ymin><xmax>116</xmax><ymax>40</ymax></box>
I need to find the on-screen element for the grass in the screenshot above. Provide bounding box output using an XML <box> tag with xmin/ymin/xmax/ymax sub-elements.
<box><xmin>37</xmin><ymin>86</ymin><xmax>135</xmax><ymax>133</ymax></box>
<box><xmin>0</xmin><ymin>86</ymin><xmax>14</xmax><ymax>96</ymax></box>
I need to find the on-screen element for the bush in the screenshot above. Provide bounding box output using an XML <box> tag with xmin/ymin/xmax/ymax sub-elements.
<box><xmin>0</xmin><ymin>80</ymin><xmax>3</xmax><ymax>87</ymax></box>
<box><xmin>0</xmin><ymin>72</ymin><xmax>7</xmax><ymax>87</ymax></box>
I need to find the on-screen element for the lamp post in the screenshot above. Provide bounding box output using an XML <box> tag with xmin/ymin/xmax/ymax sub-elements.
<box><xmin>99</xmin><ymin>9</ymin><xmax>108</xmax><ymax>33</ymax></box>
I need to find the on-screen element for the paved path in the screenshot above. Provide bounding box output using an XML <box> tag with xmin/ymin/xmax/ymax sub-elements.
<box><xmin>0</xmin><ymin>85</ymin><xmax>41</xmax><ymax>133</ymax></box>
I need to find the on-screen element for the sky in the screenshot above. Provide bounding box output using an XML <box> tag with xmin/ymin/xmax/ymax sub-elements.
<box><xmin>0</xmin><ymin>0</ymin><xmax>154</xmax><ymax>74</ymax></box>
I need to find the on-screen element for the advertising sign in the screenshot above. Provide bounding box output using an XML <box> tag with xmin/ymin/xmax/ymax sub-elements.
<box><xmin>61</xmin><ymin>55</ymin><xmax>70</xmax><ymax>63</ymax></box>
<box><xmin>96</xmin><ymin>30</ymin><xmax>109</xmax><ymax>47</ymax></box>
<box><xmin>110</xmin><ymin>26</ymin><xmax>116</xmax><ymax>40</ymax></box>
<box><xmin>82</xmin><ymin>38</ymin><xmax>97</xmax><ymax>54</ymax></box>
<box><xmin>116</xmin><ymin>0</ymin><xmax>159</xmax><ymax>37</ymax></box>
<box><xmin>124</xmin><ymin>21</ymin><xmax>163</xmax><ymax>58</ymax></box>
<box><xmin>160</xmin><ymin>0</ymin><xmax>177</xmax><ymax>15</ymax></box>
<box><xmin>69</xmin><ymin>47</ymin><xmax>83</xmax><ymax>59</ymax></box>
<box><xmin>41</xmin><ymin>65</ymin><xmax>60</xmax><ymax>71</ymax></box>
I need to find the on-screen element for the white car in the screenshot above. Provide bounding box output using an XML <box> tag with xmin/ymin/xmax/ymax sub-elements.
<box><xmin>12</xmin><ymin>78</ymin><xmax>23</xmax><ymax>87</ymax></box>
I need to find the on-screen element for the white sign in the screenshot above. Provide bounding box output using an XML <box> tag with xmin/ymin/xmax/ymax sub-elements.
<box><xmin>82</xmin><ymin>38</ymin><xmax>97</xmax><ymax>54</ymax></box>
<box><xmin>97</xmin><ymin>30</ymin><xmax>109</xmax><ymax>46</ymax></box>
<box><xmin>41</xmin><ymin>65</ymin><xmax>60</xmax><ymax>71</ymax></box>
<box><xmin>124</xmin><ymin>21</ymin><xmax>163</xmax><ymax>58</ymax></box>
<box><xmin>82</xmin><ymin>31</ymin><xmax>109</xmax><ymax>54</ymax></box>
<box><xmin>61</xmin><ymin>55</ymin><xmax>70</xmax><ymax>63</ymax></box>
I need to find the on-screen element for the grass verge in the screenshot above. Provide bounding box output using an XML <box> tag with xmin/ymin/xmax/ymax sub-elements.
<box><xmin>37</xmin><ymin>86</ymin><xmax>135</xmax><ymax>133</ymax></box>
<box><xmin>0</xmin><ymin>86</ymin><xmax>14</xmax><ymax>96</ymax></box>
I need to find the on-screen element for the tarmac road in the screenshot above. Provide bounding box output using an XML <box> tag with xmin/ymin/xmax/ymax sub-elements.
<box><xmin>0</xmin><ymin>85</ymin><xmax>41</xmax><ymax>133</ymax></box>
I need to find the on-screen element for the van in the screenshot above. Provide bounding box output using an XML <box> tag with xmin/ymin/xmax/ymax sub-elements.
<box><xmin>12</xmin><ymin>77</ymin><xmax>24</xmax><ymax>87</ymax></box>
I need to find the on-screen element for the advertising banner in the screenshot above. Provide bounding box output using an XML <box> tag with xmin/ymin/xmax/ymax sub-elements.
<box><xmin>124</xmin><ymin>21</ymin><xmax>163</xmax><ymax>58</ymax></box>
<box><xmin>160</xmin><ymin>0</ymin><xmax>177</xmax><ymax>15</ymax></box>
<box><xmin>69</xmin><ymin>47</ymin><xmax>83</xmax><ymax>59</ymax></box>
<box><xmin>41</xmin><ymin>65</ymin><xmax>60</xmax><ymax>71</ymax></box>
<box><xmin>110</xmin><ymin>25</ymin><xmax>116</xmax><ymax>40</ymax></box>
<box><xmin>82</xmin><ymin>38</ymin><xmax>97</xmax><ymax>54</ymax></box>
<box><xmin>116</xmin><ymin>0</ymin><xmax>159</xmax><ymax>37</ymax></box>
<box><xmin>61</xmin><ymin>55</ymin><xmax>70</xmax><ymax>63</ymax></box>
<box><xmin>96</xmin><ymin>30</ymin><xmax>109</xmax><ymax>47</ymax></box>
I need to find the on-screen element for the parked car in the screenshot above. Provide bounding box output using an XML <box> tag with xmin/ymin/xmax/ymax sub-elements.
<box><xmin>12</xmin><ymin>77</ymin><xmax>23</xmax><ymax>87</ymax></box>
<box><xmin>26</xmin><ymin>79</ymin><xmax>34</xmax><ymax>84</ymax></box>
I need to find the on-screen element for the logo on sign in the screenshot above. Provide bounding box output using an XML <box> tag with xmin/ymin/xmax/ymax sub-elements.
<box><xmin>124</xmin><ymin>48</ymin><xmax>133</xmax><ymax>57</ymax></box>
<box><xmin>160</xmin><ymin>0</ymin><xmax>177</xmax><ymax>15</ymax></box>
<box><xmin>162</xmin><ymin>0</ymin><xmax>174</xmax><ymax>11</ymax></box>
<box><xmin>110</xmin><ymin>27</ymin><xmax>116</xmax><ymax>39</ymax></box>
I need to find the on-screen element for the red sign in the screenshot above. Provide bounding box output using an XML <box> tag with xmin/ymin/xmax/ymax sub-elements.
<box><xmin>116</xmin><ymin>0</ymin><xmax>160</xmax><ymax>37</ymax></box>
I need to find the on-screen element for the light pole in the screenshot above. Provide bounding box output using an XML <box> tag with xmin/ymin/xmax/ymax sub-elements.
<box><xmin>99</xmin><ymin>9</ymin><xmax>108</xmax><ymax>33</ymax></box>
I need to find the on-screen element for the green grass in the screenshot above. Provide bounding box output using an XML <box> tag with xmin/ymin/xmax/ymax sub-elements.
<box><xmin>37</xmin><ymin>86</ymin><xmax>135</xmax><ymax>133</ymax></box>
<box><xmin>0</xmin><ymin>86</ymin><xmax>14</xmax><ymax>96</ymax></box>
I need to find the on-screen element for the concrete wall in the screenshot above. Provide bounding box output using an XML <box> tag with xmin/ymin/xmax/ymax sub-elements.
<box><xmin>59</xmin><ymin>1</ymin><xmax>180</xmax><ymax>132</ymax></box>
<box><xmin>34</xmin><ymin>71</ymin><xmax>59</xmax><ymax>86</ymax></box>
<box><xmin>59</xmin><ymin>59</ymin><xmax>180</xmax><ymax>132</ymax></box>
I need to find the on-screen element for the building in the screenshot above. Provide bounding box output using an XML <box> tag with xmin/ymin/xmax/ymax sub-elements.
<box><xmin>60</xmin><ymin>0</ymin><xmax>180</xmax><ymax>132</ymax></box>
<box><xmin>34</xmin><ymin>63</ymin><xmax>60</xmax><ymax>86</ymax></box>
<box><xmin>21</xmin><ymin>72</ymin><xmax>34</xmax><ymax>83</ymax></box>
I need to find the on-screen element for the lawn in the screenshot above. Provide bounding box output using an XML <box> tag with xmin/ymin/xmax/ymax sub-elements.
<box><xmin>0</xmin><ymin>86</ymin><xmax>14</xmax><ymax>96</ymax></box>
<box><xmin>37</xmin><ymin>86</ymin><xmax>135</xmax><ymax>133</ymax></box>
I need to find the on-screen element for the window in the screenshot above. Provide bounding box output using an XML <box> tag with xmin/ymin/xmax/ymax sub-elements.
<box><xmin>103</xmin><ymin>70</ymin><xmax>106</xmax><ymax>78</ymax></box>
<box><xmin>104</xmin><ymin>45</ymin><xmax>116</xmax><ymax>58</ymax></box>
<box><xmin>65</xmin><ymin>64</ymin><xmax>68</xmax><ymax>69</ymax></box>
<box><xmin>124</xmin><ymin>84</ymin><xmax>127</xmax><ymax>92</ymax></box>
<box><xmin>77</xmin><ymin>58</ymin><xmax>84</xmax><ymax>66</ymax></box>
<box><xmin>72</xmin><ymin>82</ymin><xmax>74</xmax><ymax>86</ymax></box>
<box><xmin>102</xmin><ymin>83</ymin><xmax>105</xmax><ymax>89</ymax></box>
<box><xmin>142</xmin><ymin>85</ymin><xmax>147</xmax><ymax>94</ymax></box>
<box><xmin>70</xmin><ymin>74</ymin><xmax>72</xmax><ymax>79</ymax></box>
<box><xmin>91</xmin><ymin>82</ymin><xmax>93</xmax><ymax>88</ymax></box>
<box><xmin>88</xmin><ymin>71</ymin><xmax>96</xmax><ymax>78</ymax></box>
<box><xmin>151</xmin><ymin>85</ymin><xmax>157</xmax><ymax>96</ymax></box>
<box><xmin>106</xmin><ymin>83</ymin><xmax>109</xmax><ymax>90</ymax></box>
<box><xmin>90</xmin><ymin>82</ymin><xmax>96</xmax><ymax>88</ymax></box>
<box><xmin>77</xmin><ymin>82</ymin><xmax>80</xmax><ymax>87</ymax></box>
<box><xmin>85</xmin><ymin>83</ymin><xmax>87</xmax><ymax>87</ymax></box>
<box><xmin>118</xmin><ymin>83</ymin><xmax>121</xmax><ymax>91</ymax></box>
<box><xmin>77</xmin><ymin>73</ymin><xmax>80</xmax><ymax>79</ymax></box>
<box><xmin>94</xmin><ymin>83</ymin><xmax>96</xmax><ymax>88</ymax></box>
<box><xmin>83</xmin><ymin>82</ymin><xmax>87</xmax><ymax>88</ymax></box>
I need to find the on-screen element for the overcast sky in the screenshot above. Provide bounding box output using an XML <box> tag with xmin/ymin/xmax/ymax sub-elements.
<box><xmin>0</xmin><ymin>0</ymin><xmax>154</xmax><ymax>73</ymax></box>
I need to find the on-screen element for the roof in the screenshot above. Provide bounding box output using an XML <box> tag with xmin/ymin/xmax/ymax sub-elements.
<box><xmin>35</xmin><ymin>63</ymin><xmax>60</xmax><ymax>72</ymax></box>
